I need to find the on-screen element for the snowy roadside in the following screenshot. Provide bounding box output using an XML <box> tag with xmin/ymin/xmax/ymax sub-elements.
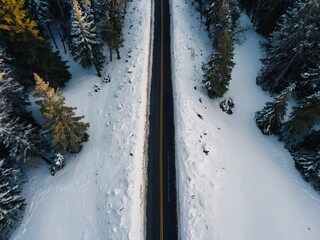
<box><xmin>171</xmin><ymin>1</ymin><xmax>320</xmax><ymax>240</ymax></box>
<box><xmin>11</xmin><ymin>1</ymin><xmax>151</xmax><ymax>239</ymax></box>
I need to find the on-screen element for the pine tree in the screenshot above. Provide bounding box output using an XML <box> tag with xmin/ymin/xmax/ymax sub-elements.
<box><xmin>0</xmin><ymin>49</ymin><xmax>41</xmax><ymax>164</ymax></box>
<box><xmin>33</xmin><ymin>73</ymin><xmax>90</xmax><ymax>154</ymax></box>
<box><xmin>70</xmin><ymin>0</ymin><xmax>105</xmax><ymax>77</ymax></box>
<box><xmin>255</xmin><ymin>83</ymin><xmax>295</xmax><ymax>135</ymax></box>
<box><xmin>0</xmin><ymin>107</ymin><xmax>40</xmax><ymax>164</ymax></box>
<box><xmin>256</xmin><ymin>0</ymin><xmax>320</xmax><ymax>95</ymax></box>
<box><xmin>35</xmin><ymin>0</ymin><xmax>59</xmax><ymax>49</ymax></box>
<box><xmin>0</xmin><ymin>160</ymin><xmax>25</xmax><ymax>238</ymax></box>
<box><xmin>0</xmin><ymin>0</ymin><xmax>43</xmax><ymax>40</ymax></box>
<box><xmin>239</xmin><ymin>0</ymin><xmax>293</xmax><ymax>37</ymax></box>
<box><xmin>292</xmin><ymin>130</ymin><xmax>320</xmax><ymax>190</ymax></box>
<box><xmin>0</xmin><ymin>0</ymin><xmax>71</xmax><ymax>88</ymax></box>
<box><xmin>294</xmin><ymin>150</ymin><xmax>320</xmax><ymax>190</ymax></box>
<box><xmin>227</xmin><ymin>0</ymin><xmax>240</xmax><ymax>29</ymax></box>
<box><xmin>282</xmin><ymin>91</ymin><xmax>320</xmax><ymax>148</ymax></box>
<box><xmin>295</xmin><ymin>130</ymin><xmax>320</xmax><ymax>152</ymax></box>
<box><xmin>206</xmin><ymin>0</ymin><xmax>232</xmax><ymax>43</ymax></box>
<box><xmin>101</xmin><ymin>10</ymin><xmax>123</xmax><ymax>61</ymax></box>
<box><xmin>0</xmin><ymin>48</ymin><xmax>27</xmax><ymax>112</ymax></box>
<box><xmin>300</xmin><ymin>65</ymin><xmax>320</xmax><ymax>97</ymax></box>
<box><xmin>203</xmin><ymin>28</ymin><xmax>234</xmax><ymax>98</ymax></box>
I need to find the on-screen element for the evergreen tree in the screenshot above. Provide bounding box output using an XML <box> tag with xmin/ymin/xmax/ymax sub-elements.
<box><xmin>282</xmin><ymin>91</ymin><xmax>320</xmax><ymax>148</ymax></box>
<box><xmin>228</xmin><ymin>0</ymin><xmax>240</xmax><ymax>27</ymax></box>
<box><xmin>0</xmin><ymin>160</ymin><xmax>25</xmax><ymax>238</ymax></box>
<box><xmin>256</xmin><ymin>0</ymin><xmax>293</xmax><ymax>36</ymax></box>
<box><xmin>255</xmin><ymin>83</ymin><xmax>295</xmax><ymax>135</ymax></box>
<box><xmin>33</xmin><ymin>73</ymin><xmax>90</xmax><ymax>154</ymax></box>
<box><xmin>300</xmin><ymin>65</ymin><xmax>320</xmax><ymax>97</ymax></box>
<box><xmin>205</xmin><ymin>0</ymin><xmax>232</xmax><ymax>42</ymax></box>
<box><xmin>0</xmin><ymin>48</ymin><xmax>41</xmax><ymax>164</ymax></box>
<box><xmin>101</xmin><ymin>10</ymin><xmax>123</xmax><ymax>61</ymax></box>
<box><xmin>35</xmin><ymin>0</ymin><xmax>59</xmax><ymax>49</ymax></box>
<box><xmin>0</xmin><ymin>0</ymin><xmax>43</xmax><ymax>40</ymax></box>
<box><xmin>50</xmin><ymin>0</ymin><xmax>73</xmax><ymax>53</ymax></box>
<box><xmin>239</xmin><ymin>0</ymin><xmax>293</xmax><ymax>36</ymax></box>
<box><xmin>70</xmin><ymin>0</ymin><xmax>105</xmax><ymax>77</ymax></box>
<box><xmin>0</xmin><ymin>0</ymin><xmax>71</xmax><ymax>88</ymax></box>
<box><xmin>256</xmin><ymin>0</ymin><xmax>320</xmax><ymax>95</ymax></box>
<box><xmin>0</xmin><ymin>48</ymin><xmax>27</xmax><ymax>112</ymax></box>
<box><xmin>295</xmin><ymin>130</ymin><xmax>320</xmax><ymax>152</ymax></box>
<box><xmin>294</xmin><ymin>149</ymin><xmax>320</xmax><ymax>190</ymax></box>
<box><xmin>203</xmin><ymin>28</ymin><xmax>234</xmax><ymax>98</ymax></box>
<box><xmin>0</xmin><ymin>107</ymin><xmax>40</xmax><ymax>164</ymax></box>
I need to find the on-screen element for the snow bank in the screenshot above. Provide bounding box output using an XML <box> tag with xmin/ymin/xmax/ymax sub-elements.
<box><xmin>171</xmin><ymin>1</ymin><xmax>320</xmax><ymax>239</ymax></box>
<box><xmin>11</xmin><ymin>1</ymin><xmax>151</xmax><ymax>239</ymax></box>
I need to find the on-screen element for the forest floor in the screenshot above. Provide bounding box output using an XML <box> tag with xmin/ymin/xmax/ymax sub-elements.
<box><xmin>10</xmin><ymin>0</ymin><xmax>320</xmax><ymax>239</ymax></box>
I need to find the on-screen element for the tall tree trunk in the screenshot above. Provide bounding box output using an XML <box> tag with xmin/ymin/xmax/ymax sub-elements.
<box><xmin>55</xmin><ymin>0</ymin><xmax>65</xmax><ymax>20</ymax></box>
<box><xmin>109</xmin><ymin>48</ymin><xmax>113</xmax><ymax>61</ymax></box>
<box><xmin>56</xmin><ymin>23</ymin><xmax>67</xmax><ymax>53</ymax></box>
<box><xmin>94</xmin><ymin>64</ymin><xmax>102</xmax><ymax>77</ymax></box>
<box><xmin>116</xmin><ymin>48</ymin><xmax>121</xmax><ymax>60</ymax></box>
<box><xmin>46</xmin><ymin>22</ymin><xmax>58</xmax><ymax>49</ymax></box>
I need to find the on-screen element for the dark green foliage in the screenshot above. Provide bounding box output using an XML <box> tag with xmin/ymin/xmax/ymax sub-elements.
<box><xmin>0</xmin><ymin>48</ymin><xmax>42</xmax><ymax>164</ymax></box>
<box><xmin>239</xmin><ymin>0</ymin><xmax>293</xmax><ymax>37</ymax></box>
<box><xmin>282</xmin><ymin>91</ymin><xmax>320</xmax><ymax>149</ymax></box>
<box><xmin>255</xmin><ymin>83</ymin><xmax>295</xmax><ymax>135</ymax></box>
<box><xmin>198</xmin><ymin>0</ymin><xmax>238</xmax><ymax>99</ymax></box>
<box><xmin>255</xmin><ymin>0</ymin><xmax>293</xmax><ymax>36</ymax></box>
<box><xmin>98</xmin><ymin>0</ymin><xmax>126</xmax><ymax>61</ymax></box>
<box><xmin>205</xmin><ymin>0</ymin><xmax>232</xmax><ymax>42</ymax></box>
<box><xmin>295</xmin><ymin>130</ymin><xmax>320</xmax><ymax>152</ymax></box>
<box><xmin>0</xmin><ymin>160</ymin><xmax>25</xmax><ymax>238</ymax></box>
<box><xmin>4</xmin><ymin>36</ymin><xmax>71</xmax><ymax>88</ymax></box>
<box><xmin>0</xmin><ymin>47</ymin><xmax>28</xmax><ymax>112</ymax></box>
<box><xmin>70</xmin><ymin>0</ymin><xmax>105</xmax><ymax>77</ymax></box>
<box><xmin>203</xmin><ymin>28</ymin><xmax>235</xmax><ymax>98</ymax></box>
<box><xmin>253</xmin><ymin>0</ymin><xmax>320</xmax><ymax>192</ymax></box>
<box><xmin>294</xmin><ymin>150</ymin><xmax>320</xmax><ymax>191</ymax></box>
<box><xmin>101</xmin><ymin>11</ymin><xmax>123</xmax><ymax>61</ymax></box>
<box><xmin>256</xmin><ymin>0</ymin><xmax>320</xmax><ymax>95</ymax></box>
<box><xmin>300</xmin><ymin>66</ymin><xmax>320</xmax><ymax>98</ymax></box>
<box><xmin>0</xmin><ymin>0</ymin><xmax>71</xmax><ymax>88</ymax></box>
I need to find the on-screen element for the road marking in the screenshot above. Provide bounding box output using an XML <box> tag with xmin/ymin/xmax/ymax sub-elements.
<box><xmin>159</xmin><ymin>0</ymin><xmax>164</xmax><ymax>239</ymax></box>
<box><xmin>168</xmin><ymin>151</ymin><xmax>170</xmax><ymax>202</ymax></box>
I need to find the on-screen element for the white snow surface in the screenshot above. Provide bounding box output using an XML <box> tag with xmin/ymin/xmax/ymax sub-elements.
<box><xmin>11</xmin><ymin>1</ymin><xmax>151</xmax><ymax>239</ymax></box>
<box><xmin>171</xmin><ymin>1</ymin><xmax>320</xmax><ymax>240</ymax></box>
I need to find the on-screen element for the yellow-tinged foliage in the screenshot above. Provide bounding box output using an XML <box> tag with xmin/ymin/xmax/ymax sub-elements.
<box><xmin>0</xmin><ymin>0</ymin><xmax>43</xmax><ymax>40</ymax></box>
<box><xmin>73</xmin><ymin>0</ymin><xmax>83</xmax><ymax>22</ymax></box>
<box><xmin>33</xmin><ymin>73</ymin><xmax>56</xmax><ymax>99</ymax></box>
<box><xmin>83</xmin><ymin>0</ymin><xmax>91</xmax><ymax>7</ymax></box>
<box><xmin>33</xmin><ymin>73</ymin><xmax>89</xmax><ymax>154</ymax></box>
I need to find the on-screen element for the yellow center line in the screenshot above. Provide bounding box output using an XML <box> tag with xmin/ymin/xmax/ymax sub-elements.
<box><xmin>159</xmin><ymin>0</ymin><xmax>164</xmax><ymax>239</ymax></box>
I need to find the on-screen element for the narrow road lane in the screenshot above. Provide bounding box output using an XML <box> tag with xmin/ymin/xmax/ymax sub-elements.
<box><xmin>147</xmin><ymin>0</ymin><xmax>177</xmax><ymax>239</ymax></box>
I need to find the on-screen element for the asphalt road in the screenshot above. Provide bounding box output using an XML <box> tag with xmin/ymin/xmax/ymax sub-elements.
<box><xmin>146</xmin><ymin>0</ymin><xmax>177</xmax><ymax>239</ymax></box>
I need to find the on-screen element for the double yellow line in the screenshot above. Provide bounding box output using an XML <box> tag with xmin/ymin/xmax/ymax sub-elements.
<box><xmin>159</xmin><ymin>0</ymin><xmax>164</xmax><ymax>239</ymax></box>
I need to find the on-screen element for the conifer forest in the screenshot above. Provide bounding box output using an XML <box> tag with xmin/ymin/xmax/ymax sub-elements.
<box><xmin>0</xmin><ymin>0</ymin><xmax>319</xmax><ymax>239</ymax></box>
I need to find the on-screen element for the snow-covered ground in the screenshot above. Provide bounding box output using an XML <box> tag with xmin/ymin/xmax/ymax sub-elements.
<box><xmin>11</xmin><ymin>1</ymin><xmax>151</xmax><ymax>239</ymax></box>
<box><xmin>171</xmin><ymin>1</ymin><xmax>320</xmax><ymax>240</ymax></box>
<box><xmin>10</xmin><ymin>0</ymin><xmax>320</xmax><ymax>239</ymax></box>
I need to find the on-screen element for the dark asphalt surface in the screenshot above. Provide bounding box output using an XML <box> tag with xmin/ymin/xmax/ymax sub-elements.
<box><xmin>147</xmin><ymin>0</ymin><xmax>178</xmax><ymax>239</ymax></box>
